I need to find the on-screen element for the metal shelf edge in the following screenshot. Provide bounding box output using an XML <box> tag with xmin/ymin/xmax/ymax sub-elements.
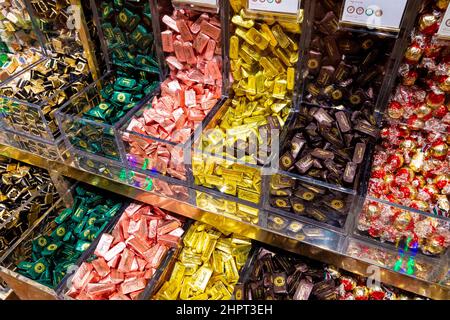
<box><xmin>0</xmin><ymin>143</ymin><xmax>448</xmax><ymax>300</ymax></box>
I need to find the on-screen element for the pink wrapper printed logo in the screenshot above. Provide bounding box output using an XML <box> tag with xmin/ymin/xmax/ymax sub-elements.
<box><xmin>66</xmin><ymin>5</ymin><xmax>81</xmax><ymax>31</ymax></box>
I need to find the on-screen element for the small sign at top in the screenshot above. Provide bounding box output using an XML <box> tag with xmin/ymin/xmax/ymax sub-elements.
<box><xmin>437</xmin><ymin>5</ymin><xmax>450</xmax><ymax>39</ymax></box>
<box><xmin>247</xmin><ymin>0</ymin><xmax>301</xmax><ymax>16</ymax></box>
<box><xmin>340</xmin><ymin>0</ymin><xmax>407</xmax><ymax>31</ymax></box>
<box><xmin>173</xmin><ymin>0</ymin><xmax>218</xmax><ymax>9</ymax></box>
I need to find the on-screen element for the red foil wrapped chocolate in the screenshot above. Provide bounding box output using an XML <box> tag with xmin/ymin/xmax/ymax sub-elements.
<box><xmin>357</xmin><ymin>199</ymin><xmax>450</xmax><ymax>256</ymax></box>
<box><xmin>386</xmin><ymin>3</ymin><xmax>450</xmax><ymax>133</ymax></box>
<box><xmin>369</xmin><ymin>123</ymin><xmax>449</xmax><ymax>216</ymax></box>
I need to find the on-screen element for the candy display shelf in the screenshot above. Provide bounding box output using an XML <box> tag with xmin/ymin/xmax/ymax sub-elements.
<box><xmin>0</xmin><ymin>142</ymin><xmax>448</xmax><ymax>300</ymax></box>
<box><xmin>0</xmin><ymin>288</ymin><xmax>13</xmax><ymax>300</ymax></box>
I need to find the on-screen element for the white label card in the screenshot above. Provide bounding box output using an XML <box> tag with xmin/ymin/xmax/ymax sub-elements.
<box><xmin>175</xmin><ymin>0</ymin><xmax>217</xmax><ymax>8</ymax></box>
<box><xmin>341</xmin><ymin>0</ymin><xmax>407</xmax><ymax>31</ymax></box>
<box><xmin>248</xmin><ymin>0</ymin><xmax>300</xmax><ymax>15</ymax></box>
<box><xmin>437</xmin><ymin>6</ymin><xmax>450</xmax><ymax>39</ymax></box>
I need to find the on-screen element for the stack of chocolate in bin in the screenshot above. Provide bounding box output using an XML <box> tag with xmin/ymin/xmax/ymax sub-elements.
<box><xmin>14</xmin><ymin>186</ymin><xmax>123</xmax><ymax>288</ymax></box>
<box><xmin>304</xmin><ymin>0</ymin><xmax>394</xmax><ymax>110</ymax></box>
<box><xmin>279</xmin><ymin>105</ymin><xmax>378</xmax><ymax>186</ymax></box>
<box><xmin>235</xmin><ymin>246</ymin><xmax>426</xmax><ymax>300</ymax></box>
<box><xmin>67</xmin><ymin>203</ymin><xmax>185</xmax><ymax>300</ymax></box>
<box><xmin>0</xmin><ymin>0</ymin><xmax>42</xmax><ymax>81</ymax></box>
<box><xmin>371</xmin><ymin>0</ymin><xmax>450</xmax><ymax>215</ymax></box>
<box><xmin>123</xmin><ymin>7</ymin><xmax>222</xmax><ymax>181</ymax></box>
<box><xmin>358</xmin><ymin>0</ymin><xmax>450</xmax><ymax>255</ymax></box>
<box><xmin>154</xmin><ymin>221</ymin><xmax>252</xmax><ymax>300</ymax></box>
<box><xmin>0</xmin><ymin>157</ymin><xmax>59</xmax><ymax>256</ymax></box>
<box><xmin>191</xmin><ymin>0</ymin><xmax>302</xmax><ymax>202</ymax></box>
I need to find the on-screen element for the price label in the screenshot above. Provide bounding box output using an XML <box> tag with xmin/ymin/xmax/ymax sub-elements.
<box><xmin>248</xmin><ymin>0</ymin><xmax>300</xmax><ymax>15</ymax></box>
<box><xmin>437</xmin><ymin>6</ymin><xmax>450</xmax><ymax>39</ymax></box>
<box><xmin>173</xmin><ymin>0</ymin><xmax>218</xmax><ymax>8</ymax></box>
<box><xmin>340</xmin><ymin>0</ymin><xmax>407</xmax><ymax>31</ymax></box>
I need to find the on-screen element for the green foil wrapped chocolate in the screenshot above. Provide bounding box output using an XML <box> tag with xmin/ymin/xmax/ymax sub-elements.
<box><xmin>15</xmin><ymin>186</ymin><xmax>124</xmax><ymax>288</ymax></box>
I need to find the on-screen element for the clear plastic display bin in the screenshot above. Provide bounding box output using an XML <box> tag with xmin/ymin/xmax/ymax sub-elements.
<box><xmin>299</xmin><ymin>0</ymin><xmax>413</xmax><ymax>114</ymax></box>
<box><xmin>68</xmin><ymin>146</ymin><xmax>191</xmax><ymax>203</ymax></box>
<box><xmin>0</xmin><ymin>57</ymin><xmax>90</xmax><ymax>142</ymax></box>
<box><xmin>265</xmin><ymin>104</ymin><xmax>377</xmax><ymax>232</ymax></box>
<box><xmin>56</xmin><ymin>72</ymin><xmax>159</xmax><ymax>164</ymax></box>
<box><xmin>121</xmin><ymin>96</ymin><xmax>226</xmax><ymax>184</ymax></box>
<box><xmin>0</xmin><ymin>182</ymin><xmax>128</xmax><ymax>297</ymax></box>
<box><xmin>266</xmin><ymin>210</ymin><xmax>345</xmax><ymax>252</ymax></box>
<box><xmin>263</xmin><ymin>172</ymin><xmax>361</xmax><ymax>233</ymax></box>
<box><xmin>57</xmin><ymin>209</ymin><xmax>190</xmax><ymax>300</ymax></box>
<box><xmin>345</xmin><ymin>237</ymin><xmax>445</xmax><ymax>283</ymax></box>
<box><xmin>195</xmin><ymin>190</ymin><xmax>260</xmax><ymax>225</ymax></box>
<box><xmin>69</xmin><ymin>147</ymin><xmax>125</xmax><ymax>181</ymax></box>
<box><xmin>354</xmin><ymin>196</ymin><xmax>450</xmax><ymax>258</ymax></box>
<box><xmin>129</xmin><ymin>168</ymin><xmax>191</xmax><ymax>203</ymax></box>
<box><xmin>120</xmin><ymin>0</ymin><xmax>227</xmax><ymax>186</ymax></box>
<box><xmin>0</xmin><ymin>127</ymin><xmax>20</xmax><ymax>149</ymax></box>
<box><xmin>5</xmin><ymin>129</ymin><xmax>67</xmax><ymax>161</ymax></box>
<box><xmin>367</xmin><ymin>123</ymin><xmax>450</xmax><ymax>219</ymax></box>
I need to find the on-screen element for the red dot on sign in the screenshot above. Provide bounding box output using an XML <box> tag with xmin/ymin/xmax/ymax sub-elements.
<box><xmin>275</xmin><ymin>0</ymin><xmax>281</xmax><ymax>3</ymax></box>
<box><xmin>356</xmin><ymin>7</ymin><xmax>364</xmax><ymax>15</ymax></box>
<box><xmin>347</xmin><ymin>6</ymin><xmax>355</xmax><ymax>13</ymax></box>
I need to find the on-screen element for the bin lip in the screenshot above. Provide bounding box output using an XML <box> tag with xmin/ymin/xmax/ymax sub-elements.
<box><xmin>1</xmin><ymin>57</ymin><xmax>89</xmax><ymax>107</ymax></box>
<box><xmin>0</xmin><ymin>126</ymin><xmax>64</xmax><ymax>145</ymax></box>
<box><xmin>0</xmin><ymin>196</ymin><xmax>64</xmax><ymax>264</ymax></box>
<box><xmin>55</xmin><ymin>72</ymin><xmax>160</xmax><ymax>129</ymax></box>
<box><xmin>120</xmin><ymin>94</ymin><xmax>227</xmax><ymax>149</ymax></box>
<box><xmin>265</xmin><ymin>204</ymin><xmax>351</xmax><ymax>235</ymax></box>
<box><xmin>57</xmin><ymin>206</ymin><xmax>192</xmax><ymax>300</ymax></box>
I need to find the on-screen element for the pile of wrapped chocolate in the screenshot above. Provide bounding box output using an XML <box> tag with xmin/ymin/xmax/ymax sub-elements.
<box><xmin>358</xmin><ymin>0</ymin><xmax>450</xmax><ymax>256</ymax></box>
<box><xmin>1</xmin><ymin>0</ymin><xmax>450</xmax><ymax>303</ymax></box>
<box><xmin>235</xmin><ymin>246</ymin><xmax>426</xmax><ymax>300</ymax></box>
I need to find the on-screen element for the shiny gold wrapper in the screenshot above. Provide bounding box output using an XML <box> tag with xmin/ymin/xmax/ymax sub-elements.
<box><xmin>192</xmin><ymin>5</ymin><xmax>302</xmax><ymax>205</ymax></box>
<box><xmin>154</xmin><ymin>222</ymin><xmax>251</xmax><ymax>300</ymax></box>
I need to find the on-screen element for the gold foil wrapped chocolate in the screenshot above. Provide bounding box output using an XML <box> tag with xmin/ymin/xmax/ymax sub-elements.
<box><xmin>192</xmin><ymin>4</ymin><xmax>302</xmax><ymax>203</ymax></box>
<box><xmin>154</xmin><ymin>222</ymin><xmax>251</xmax><ymax>300</ymax></box>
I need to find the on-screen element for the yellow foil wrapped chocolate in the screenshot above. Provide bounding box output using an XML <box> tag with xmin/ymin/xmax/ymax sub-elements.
<box><xmin>154</xmin><ymin>222</ymin><xmax>252</xmax><ymax>300</ymax></box>
<box><xmin>192</xmin><ymin>4</ymin><xmax>302</xmax><ymax>207</ymax></box>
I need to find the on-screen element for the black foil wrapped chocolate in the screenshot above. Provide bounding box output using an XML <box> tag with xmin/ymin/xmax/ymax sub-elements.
<box><xmin>279</xmin><ymin>105</ymin><xmax>378</xmax><ymax>187</ymax></box>
<box><xmin>302</xmin><ymin>0</ymin><xmax>396</xmax><ymax>111</ymax></box>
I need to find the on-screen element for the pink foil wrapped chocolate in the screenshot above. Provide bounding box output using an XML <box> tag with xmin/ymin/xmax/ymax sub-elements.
<box><xmin>67</xmin><ymin>203</ymin><xmax>184</xmax><ymax>300</ymax></box>
<box><xmin>123</xmin><ymin>8</ymin><xmax>222</xmax><ymax>181</ymax></box>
